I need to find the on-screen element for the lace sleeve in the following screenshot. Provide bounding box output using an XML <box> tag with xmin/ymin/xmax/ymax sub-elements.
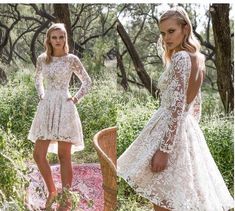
<box><xmin>35</xmin><ymin>56</ymin><xmax>44</xmax><ymax>98</ymax></box>
<box><xmin>160</xmin><ymin>52</ymin><xmax>191</xmax><ymax>153</ymax></box>
<box><xmin>72</xmin><ymin>56</ymin><xmax>92</xmax><ymax>102</ymax></box>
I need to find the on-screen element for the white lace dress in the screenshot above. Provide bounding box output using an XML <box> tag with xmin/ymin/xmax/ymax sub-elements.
<box><xmin>117</xmin><ymin>51</ymin><xmax>234</xmax><ymax>210</ymax></box>
<box><xmin>28</xmin><ymin>53</ymin><xmax>92</xmax><ymax>154</ymax></box>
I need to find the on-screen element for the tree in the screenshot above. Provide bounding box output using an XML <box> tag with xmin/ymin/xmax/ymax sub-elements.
<box><xmin>210</xmin><ymin>4</ymin><xmax>234</xmax><ymax>113</ymax></box>
<box><xmin>53</xmin><ymin>4</ymin><xmax>74</xmax><ymax>52</ymax></box>
<box><xmin>117</xmin><ymin>19</ymin><xmax>158</xmax><ymax>98</ymax></box>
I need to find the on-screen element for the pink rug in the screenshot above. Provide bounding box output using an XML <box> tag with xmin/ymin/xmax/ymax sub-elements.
<box><xmin>26</xmin><ymin>163</ymin><xmax>104</xmax><ymax>211</ymax></box>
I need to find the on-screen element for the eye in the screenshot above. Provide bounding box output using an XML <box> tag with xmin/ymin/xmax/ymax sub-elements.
<box><xmin>59</xmin><ymin>36</ymin><xmax>65</xmax><ymax>39</ymax></box>
<box><xmin>51</xmin><ymin>36</ymin><xmax>57</xmax><ymax>39</ymax></box>
<box><xmin>169</xmin><ymin>29</ymin><xmax>175</xmax><ymax>33</ymax></box>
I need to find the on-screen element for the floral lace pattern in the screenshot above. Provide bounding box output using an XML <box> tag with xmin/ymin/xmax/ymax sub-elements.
<box><xmin>117</xmin><ymin>51</ymin><xmax>234</xmax><ymax>210</ymax></box>
<box><xmin>28</xmin><ymin>53</ymin><xmax>92</xmax><ymax>154</ymax></box>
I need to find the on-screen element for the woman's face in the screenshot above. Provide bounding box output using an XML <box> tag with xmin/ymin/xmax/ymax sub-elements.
<box><xmin>49</xmin><ymin>29</ymin><xmax>66</xmax><ymax>51</ymax></box>
<box><xmin>160</xmin><ymin>17</ymin><xmax>186</xmax><ymax>52</ymax></box>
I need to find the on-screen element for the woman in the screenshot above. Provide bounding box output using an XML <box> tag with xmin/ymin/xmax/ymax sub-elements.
<box><xmin>28</xmin><ymin>23</ymin><xmax>92</xmax><ymax>210</ymax></box>
<box><xmin>117</xmin><ymin>7</ymin><xmax>233</xmax><ymax>211</ymax></box>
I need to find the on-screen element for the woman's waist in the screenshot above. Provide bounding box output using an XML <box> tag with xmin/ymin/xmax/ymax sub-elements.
<box><xmin>44</xmin><ymin>88</ymin><xmax>71</xmax><ymax>97</ymax></box>
<box><xmin>45</xmin><ymin>88</ymin><xmax>69</xmax><ymax>92</ymax></box>
<box><xmin>158</xmin><ymin>105</ymin><xmax>192</xmax><ymax>117</ymax></box>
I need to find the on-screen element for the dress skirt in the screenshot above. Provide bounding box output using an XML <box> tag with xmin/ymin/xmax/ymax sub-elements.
<box><xmin>117</xmin><ymin>107</ymin><xmax>234</xmax><ymax>210</ymax></box>
<box><xmin>28</xmin><ymin>89</ymin><xmax>84</xmax><ymax>154</ymax></box>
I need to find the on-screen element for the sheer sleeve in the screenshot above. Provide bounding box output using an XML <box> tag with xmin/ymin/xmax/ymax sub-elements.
<box><xmin>160</xmin><ymin>52</ymin><xmax>191</xmax><ymax>153</ymax></box>
<box><xmin>72</xmin><ymin>56</ymin><xmax>92</xmax><ymax>102</ymax></box>
<box><xmin>35</xmin><ymin>56</ymin><xmax>45</xmax><ymax>98</ymax></box>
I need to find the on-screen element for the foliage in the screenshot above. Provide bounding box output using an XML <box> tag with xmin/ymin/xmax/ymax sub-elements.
<box><xmin>201</xmin><ymin>114</ymin><xmax>234</xmax><ymax>194</ymax></box>
<box><xmin>0</xmin><ymin>63</ymin><xmax>37</xmax><ymax>138</ymax></box>
<box><xmin>55</xmin><ymin>187</ymin><xmax>80</xmax><ymax>211</ymax></box>
<box><xmin>117</xmin><ymin>93</ymin><xmax>158</xmax><ymax>157</ymax></box>
<box><xmin>0</xmin><ymin>128</ymin><xmax>29</xmax><ymax>210</ymax></box>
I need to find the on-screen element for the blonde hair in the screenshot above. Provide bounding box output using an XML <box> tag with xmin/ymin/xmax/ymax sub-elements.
<box><xmin>159</xmin><ymin>6</ymin><xmax>201</xmax><ymax>65</ymax></box>
<box><xmin>44</xmin><ymin>23</ymin><xmax>69</xmax><ymax>64</ymax></box>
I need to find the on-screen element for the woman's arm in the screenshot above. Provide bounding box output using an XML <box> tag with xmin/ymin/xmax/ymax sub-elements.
<box><xmin>160</xmin><ymin>52</ymin><xmax>191</xmax><ymax>153</ymax></box>
<box><xmin>35</xmin><ymin>56</ymin><xmax>44</xmax><ymax>99</ymax></box>
<box><xmin>71</xmin><ymin>56</ymin><xmax>92</xmax><ymax>103</ymax></box>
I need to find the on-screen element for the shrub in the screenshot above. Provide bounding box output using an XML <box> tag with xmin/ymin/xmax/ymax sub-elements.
<box><xmin>72</xmin><ymin>78</ymin><xmax>118</xmax><ymax>162</ymax></box>
<box><xmin>0</xmin><ymin>128</ymin><xmax>29</xmax><ymax>210</ymax></box>
<box><xmin>201</xmin><ymin>114</ymin><xmax>234</xmax><ymax>194</ymax></box>
<box><xmin>117</xmin><ymin>95</ymin><xmax>158</xmax><ymax>156</ymax></box>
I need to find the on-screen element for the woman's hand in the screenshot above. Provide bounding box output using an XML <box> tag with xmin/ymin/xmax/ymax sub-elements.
<box><xmin>39</xmin><ymin>94</ymin><xmax>44</xmax><ymax>100</ymax></box>
<box><xmin>151</xmin><ymin>149</ymin><xmax>169</xmax><ymax>173</ymax></box>
<box><xmin>67</xmin><ymin>96</ymin><xmax>78</xmax><ymax>104</ymax></box>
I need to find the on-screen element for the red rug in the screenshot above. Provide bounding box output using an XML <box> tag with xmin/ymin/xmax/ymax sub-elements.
<box><xmin>26</xmin><ymin>163</ymin><xmax>104</xmax><ymax>211</ymax></box>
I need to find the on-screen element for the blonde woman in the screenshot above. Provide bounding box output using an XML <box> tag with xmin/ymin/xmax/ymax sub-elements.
<box><xmin>117</xmin><ymin>7</ymin><xmax>233</xmax><ymax>211</ymax></box>
<box><xmin>28</xmin><ymin>23</ymin><xmax>92</xmax><ymax>210</ymax></box>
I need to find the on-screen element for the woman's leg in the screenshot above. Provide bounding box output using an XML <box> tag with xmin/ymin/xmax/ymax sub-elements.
<box><xmin>33</xmin><ymin>140</ymin><xmax>57</xmax><ymax>207</ymax></box>
<box><xmin>57</xmin><ymin>142</ymin><xmax>72</xmax><ymax>210</ymax></box>
<box><xmin>58</xmin><ymin>142</ymin><xmax>72</xmax><ymax>188</ymax></box>
<box><xmin>153</xmin><ymin>204</ymin><xmax>170</xmax><ymax>211</ymax></box>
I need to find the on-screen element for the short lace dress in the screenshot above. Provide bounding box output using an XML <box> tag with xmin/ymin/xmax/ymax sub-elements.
<box><xmin>117</xmin><ymin>51</ymin><xmax>234</xmax><ymax>210</ymax></box>
<box><xmin>28</xmin><ymin>53</ymin><xmax>92</xmax><ymax>154</ymax></box>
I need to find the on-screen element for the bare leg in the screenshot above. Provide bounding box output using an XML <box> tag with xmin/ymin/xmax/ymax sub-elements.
<box><xmin>33</xmin><ymin>140</ymin><xmax>57</xmax><ymax>208</ymax></box>
<box><xmin>58</xmin><ymin>142</ymin><xmax>72</xmax><ymax>210</ymax></box>
<box><xmin>153</xmin><ymin>204</ymin><xmax>170</xmax><ymax>211</ymax></box>
<box><xmin>58</xmin><ymin>142</ymin><xmax>72</xmax><ymax>188</ymax></box>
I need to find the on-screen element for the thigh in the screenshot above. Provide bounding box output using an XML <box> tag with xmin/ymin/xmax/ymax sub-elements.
<box><xmin>34</xmin><ymin>139</ymin><xmax>51</xmax><ymax>156</ymax></box>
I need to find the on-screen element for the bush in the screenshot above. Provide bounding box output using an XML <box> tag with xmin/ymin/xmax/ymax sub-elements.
<box><xmin>0</xmin><ymin>65</ymin><xmax>37</xmax><ymax>140</ymax></box>
<box><xmin>0</xmin><ymin>128</ymin><xmax>29</xmax><ymax>210</ymax></box>
<box><xmin>72</xmin><ymin>78</ymin><xmax>118</xmax><ymax>163</ymax></box>
<box><xmin>117</xmin><ymin>95</ymin><xmax>158</xmax><ymax>157</ymax></box>
<box><xmin>201</xmin><ymin>114</ymin><xmax>234</xmax><ymax>194</ymax></box>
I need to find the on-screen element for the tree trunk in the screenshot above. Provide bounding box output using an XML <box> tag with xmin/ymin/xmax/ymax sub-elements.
<box><xmin>210</xmin><ymin>4</ymin><xmax>234</xmax><ymax>113</ymax></box>
<box><xmin>53</xmin><ymin>4</ymin><xmax>74</xmax><ymax>53</ymax></box>
<box><xmin>117</xmin><ymin>19</ymin><xmax>157</xmax><ymax>98</ymax></box>
<box><xmin>30</xmin><ymin>20</ymin><xmax>51</xmax><ymax>66</ymax></box>
<box><xmin>0</xmin><ymin>67</ymin><xmax>7</xmax><ymax>85</ymax></box>
<box><xmin>117</xmin><ymin>50</ymin><xmax>129</xmax><ymax>90</ymax></box>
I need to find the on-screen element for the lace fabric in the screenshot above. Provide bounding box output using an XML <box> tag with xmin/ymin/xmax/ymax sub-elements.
<box><xmin>28</xmin><ymin>53</ymin><xmax>92</xmax><ymax>154</ymax></box>
<box><xmin>117</xmin><ymin>51</ymin><xmax>234</xmax><ymax>210</ymax></box>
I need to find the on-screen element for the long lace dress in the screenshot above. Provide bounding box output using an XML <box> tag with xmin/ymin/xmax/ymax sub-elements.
<box><xmin>28</xmin><ymin>53</ymin><xmax>92</xmax><ymax>154</ymax></box>
<box><xmin>117</xmin><ymin>51</ymin><xmax>234</xmax><ymax>210</ymax></box>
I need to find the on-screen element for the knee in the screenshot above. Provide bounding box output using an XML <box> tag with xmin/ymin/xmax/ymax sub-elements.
<box><xmin>33</xmin><ymin>150</ymin><xmax>46</xmax><ymax>164</ymax></box>
<box><xmin>58</xmin><ymin>152</ymin><xmax>70</xmax><ymax>163</ymax></box>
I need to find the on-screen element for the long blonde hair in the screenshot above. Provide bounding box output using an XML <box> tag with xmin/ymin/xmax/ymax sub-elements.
<box><xmin>159</xmin><ymin>6</ymin><xmax>201</xmax><ymax>65</ymax></box>
<box><xmin>44</xmin><ymin>23</ymin><xmax>69</xmax><ymax>64</ymax></box>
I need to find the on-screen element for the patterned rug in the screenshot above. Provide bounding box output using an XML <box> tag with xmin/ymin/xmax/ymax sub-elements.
<box><xmin>26</xmin><ymin>163</ymin><xmax>104</xmax><ymax>211</ymax></box>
